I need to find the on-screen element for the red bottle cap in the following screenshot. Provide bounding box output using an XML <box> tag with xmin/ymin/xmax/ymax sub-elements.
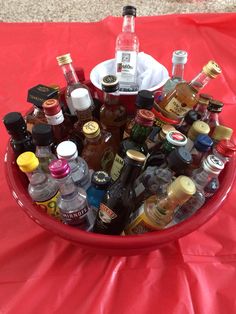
<box><xmin>42</xmin><ymin>99</ymin><xmax>61</xmax><ymax>116</ymax></box>
<box><xmin>135</xmin><ymin>109</ymin><xmax>155</xmax><ymax>127</ymax></box>
<box><xmin>216</xmin><ymin>140</ymin><xmax>236</xmax><ymax>158</ymax></box>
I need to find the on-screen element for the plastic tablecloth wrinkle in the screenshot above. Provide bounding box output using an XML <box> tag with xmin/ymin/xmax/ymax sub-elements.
<box><xmin>0</xmin><ymin>13</ymin><xmax>236</xmax><ymax>314</ymax></box>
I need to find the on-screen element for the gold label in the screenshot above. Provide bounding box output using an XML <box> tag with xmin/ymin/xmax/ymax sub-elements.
<box><xmin>165</xmin><ymin>97</ymin><xmax>190</xmax><ymax>116</ymax></box>
<box><xmin>101</xmin><ymin>148</ymin><xmax>115</xmax><ymax>172</ymax></box>
<box><xmin>36</xmin><ymin>191</ymin><xmax>60</xmax><ymax>220</ymax></box>
<box><xmin>110</xmin><ymin>154</ymin><xmax>124</xmax><ymax>181</ymax></box>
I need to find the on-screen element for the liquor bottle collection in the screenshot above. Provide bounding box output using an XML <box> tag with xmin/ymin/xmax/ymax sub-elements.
<box><xmin>3</xmin><ymin>5</ymin><xmax>236</xmax><ymax>236</ymax></box>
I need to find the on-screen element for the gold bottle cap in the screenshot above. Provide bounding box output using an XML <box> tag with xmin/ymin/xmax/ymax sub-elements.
<box><xmin>56</xmin><ymin>53</ymin><xmax>72</xmax><ymax>66</ymax></box>
<box><xmin>212</xmin><ymin>125</ymin><xmax>233</xmax><ymax>141</ymax></box>
<box><xmin>187</xmin><ymin>120</ymin><xmax>210</xmax><ymax>140</ymax></box>
<box><xmin>16</xmin><ymin>152</ymin><xmax>39</xmax><ymax>173</ymax></box>
<box><xmin>160</xmin><ymin>124</ymin><xmax>176</xmax><ymax>140</ymax></box>
<box><xmin>203</xmin><ymin>60</ymin><xmax>221</xmax><ymax>79</ymax></box>
<box><xmin>168</xmin><ymin>175</ymin><xmax>196</xmax><ymax>204</ymax></box>
<box><xmin>82</xmin><ymin>121</ymin><xmax>100</xmax><ymax>138</ymax></box>
<box><xmin>126</xmin><ymin>150</ymin><xmax>146</xmax><ymax>163</ymax></box>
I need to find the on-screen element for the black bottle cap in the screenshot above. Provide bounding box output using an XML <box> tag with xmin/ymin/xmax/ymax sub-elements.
<box><xmin>122</xmin><ymin>5</ymin><xmax>136</xmax><ymax>17</ymax></box>
<box><xmin>3</xmin><ymin>112</ymin><xmax>26</xmax><ymax>132</ymax></box>
<box><xmin>136</xmin><ymin>90</ymin><xmax>154</xmax><ymax>110</ymax></box>
<box><xmin>32</xmin><ymin>123</ymin><xmax>53</xmax><ymax>146</ymax></box>
<box><xmin>184</xmin><ymin>110</ymin><xmax>201</xmax><ymax>125</ymax></box>
<box><xmin>91</xmin><ymin>171</ymin><xmax>111</xmax><ymax>189</ymax></box>
<box><xmin>167</xmin><ymin>147</ymin><xmax>192</xmax><ymax>174</ymax></box>
<box><xmin>101</xmin><ymin>75</ymin><xmax>119</xmax><ymax>93</ymax></box>
<box><xmin>145</xmin><ymin>152</ymin><xmax>166</xmax><ymax>168</ymax></box>
<box><xmin>207</xmin><ymin>99</ymin><xmax>224</xmax><ymax>113</ymax></box>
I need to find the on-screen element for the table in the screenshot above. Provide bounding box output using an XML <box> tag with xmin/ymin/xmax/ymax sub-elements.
<box><xmin>1</xmin><ymin>13</ymin><xmax>236</xmax><ymax>314</ymax></box>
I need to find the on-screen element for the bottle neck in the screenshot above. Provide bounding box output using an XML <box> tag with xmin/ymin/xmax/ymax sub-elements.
<box><xmin>130</xmin><ymin>123</ymin><xmax>151</xmax><ymax>144</ymax></box>
<box><xmin>36</xmin><ymin>145</ymin><xmax>52</xmax><ymax>156</ymax></box>
<box><xmin>60</xmin><ymin>63</ymin><xmax>79</xmax><ymax>86</ymax></box>
<box><xmin>122</xmin><ymin>15</ymin><xmax>135</xmax><ymax>33</ymax></box>
<box><xmin>57</xmin><ymin>174</ymin><xmax>77</xmax><ymax>197</ymax></box>
<box><xmin>192</xmin><ymin>166</ymin><xmax>217</xmax><ymax>188</ymax></box>
<box><xmin>118</xmin><ymin>161</ymin><xmax>142</xmax><ymax>186</ymax></box>
<box><xmin>189</xmin><ymin>71</ymin><xmax>211</xmax><ymax>92</ymax></box>
<box><xmin>171</xmin><ymin>63</ymin><xmax>185</xmax><ymax>81</ymax></box>
<box><xmin>103</xmin><ymin>92</ymin><xmax>120</xmax><ymax>106</ymax></box>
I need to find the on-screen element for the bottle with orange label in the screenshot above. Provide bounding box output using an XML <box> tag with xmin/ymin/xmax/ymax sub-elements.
<box><xmin>16</xmin><ymin>152</ymin><xmax>60</xmax><ymax>220</ymax></box>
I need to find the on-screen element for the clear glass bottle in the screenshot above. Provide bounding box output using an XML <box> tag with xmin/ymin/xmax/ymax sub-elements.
<box><xmin>56</xmin><ymin>140</ymin><xmax>91</xmax><ymax>190</ymax></box>
<box><xmin>125</xmin><ymin>176</ymin><xmax>196</xmax><ymax>234</ymax></box>
<box><xmin>161</xmin><ymin>50</ymin><xmax>188</xmax><ymax>98</ymax></box>
<box><xmin>115</xmin><ymin>6</ymin><xmax>139</xmax><ymax>92</ymax></box>
<box><xmin>158</xmin><ymin>60</ymin><xmax>221</xmax><ymax>118</ymax></box>
<box><xmin>93</xmin><ymin>150</ymin><xmax>146</xmax><ymax>235</ymax></box>
<box><xmin>174</xmin><ymin>155</ymin><xmax>224</xmax><ymax>223</ymax></box>
<box><xmin>32</xmin><ymin>123</ymin><xmax>56</xmax><ymax>173</ymax></box>
<box><xmin>56</xmin><ymin>53</ymin><xmax>94</xmax><ymax>115</ymax></box>
<box><xmin>49</xmin><ymin>159</ymin><xmax>94</xmax><ymax>230</ymax></box>
<box><xmin>194</xmin><ymin>93</ymin><xmax>212</xmax><ymax>120</ymax></box>
<box><xmin>3</xmin><ymin>112</ymin><xmax>35</xmax><ymax>158</ymax></box>
<box><xmin>16</xmin><ymin>152</ymin><xmax>60</xmax><ymax>219</ymax></box>
<box><xmin>203</xmin><ymin>99</ymin><xmax>224</xmax><ymax>135</ymax></box>
<box><xmin>100</xmin><ymin>75</ymin><xmax>127</xmax><ymax>145</ymax></box>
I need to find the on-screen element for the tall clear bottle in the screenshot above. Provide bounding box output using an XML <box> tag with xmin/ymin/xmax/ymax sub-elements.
<box><xmin>115</xmin><ymin>6</ymin><xmax>139</xmax><ymax>92</ymax></box>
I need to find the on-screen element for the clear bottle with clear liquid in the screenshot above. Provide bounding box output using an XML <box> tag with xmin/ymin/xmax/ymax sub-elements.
<box><xmin>115</xmin><ymin>6</ymin><xmax>139</xmax><ymax>92</ymax></box>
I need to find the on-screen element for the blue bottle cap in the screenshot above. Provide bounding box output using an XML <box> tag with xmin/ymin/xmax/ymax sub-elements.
<box><xmin>194</xmin><ymin>134</ymin><xmax>213</xmax><ymax>152</ymax></box>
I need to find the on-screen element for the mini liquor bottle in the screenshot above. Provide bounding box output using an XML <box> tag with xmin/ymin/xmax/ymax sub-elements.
<box><xmin>203</xmin><ymin>99</ymin><xmax>224</xmax><ymax>135</ymax></box>
<box><xmin>49</xmin><ymin>159</ymin><xmax>94</xmax><ymax>230</ymax></box>
<box><xmin>194</xmin><ymin>93</ymin><xmax>212</xmax><ymax>120</ymax></box>
<box><xmin>93</xmin><ymin>150</ymin><xmax>146</xmax><ymax>235</ymax></box>
<box><xmin>16</xmin><ymin>152</ymin><xmax>60</xmax><ymax>219</ymax></box>
<box><xmin>32</xmin><ymin>124</ymin><xmax>56</xmax><ymax>173</ymax></box>
<box><xmin>100</xmin><ymin>75</ymin><xmax>127</xmax><ymax>144</ymax></box>
<box><xmin>3</xmin><ymin>112</ymin><xmax>35</xmax><ymax>157</ymax></box>
<box><xmin>158</xmin><ymin>60</ymin><xmax>221</xmax><ymax>118</ymax></box>
<box><xmin>56</xmin><ymin>140</ymin><xmax>91</xmax><ymax>190</ymax></box>
<box><xmin>115</xmin><ymin>6</ymin><xmax>139</xmax><ymax>92</ymax></box>
<box><xmin>177</xmin><ymin>110</ymin><xmax>201</xmax><ymax>136</ymax></box>
<box><xmin>56</xmin><ymin>53</ymin><xmax>94</xmax><ymax>115</ymax></box>
<box><xmin>125</xmin><ymin>176</ymin><xmax>196</xmax><ymax>234</ymax></box>
<box><xmin>185</xmin><ymin>120</ymin><xmax>210</xmax><ymax>151</ymax></box>
<box><xmin>161</xmin><ymin>50</ymin><xmax>188</xmax><ymax>98</ymax></box>
<box><xmin>147</xmin><ymin>124</ymin><xmax>176</xmax><ymax>155</ymax></box>
<box><xmin>174</xmin><ymin>155</ymin><xmax>224</xmax><ymax>223</ymax></box>
<box><xmin>81</xmin><ymin>121</ymin><xmax>116</xmax><ymax>173</ymax></box>
<box><xmin>211</xmin><ymin>125</ymin><xmax>233</xmax><ymax>143</ymax></box>
<box><xmin>110</xmin><ymin>109</ymin><xmax>155</xmax><ymax>181</ymax></box>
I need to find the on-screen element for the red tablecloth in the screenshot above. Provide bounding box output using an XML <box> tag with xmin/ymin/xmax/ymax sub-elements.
<box><xmin>1</xmin><ymin>13</ymin><xmax>236</xmax><ymax>313</ymax></box>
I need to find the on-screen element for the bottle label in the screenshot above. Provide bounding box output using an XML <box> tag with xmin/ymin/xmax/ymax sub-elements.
<box><xmin>45</xmin><ymin>110</ymin><xmax>64</xmax><ymax>125</ymax></box>
<box><xmin>36</xmin><ymin>191</ymin><xmax>60</xmax><ymax>220</ymax></box>
<box><xmin>110</xmin><ymin>154</ymin><xmax>125</xmax><ymax>181</ymax></box>
<box><xmin>98</xmin><ymin>203</ymin><xmax>118</xmax><ymax>224</ymax></box>
<box><xmin>116</xmin><ymin>51</ymin><xmax>137</xmax><ymax>83</ymax></box>
<box><xmin>60</xmin><ymin>205</ymin><xmax>91</xmax><ymax>228</ymax></box>
<box><xmin>165</xmin><ymin>97</ymin><xmax>190</xmax><ymax>116</ymax></box>
<box><xmin>101</xmin><ymin>148</ymin><xmax>115</xmax><ymax>173</ymax></box>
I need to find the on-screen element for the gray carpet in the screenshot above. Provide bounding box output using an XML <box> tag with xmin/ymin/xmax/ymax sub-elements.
<box><xmin>0</xmin><ymin>0</ymin><xmax>235</xmax><ymax>22</ymax></box>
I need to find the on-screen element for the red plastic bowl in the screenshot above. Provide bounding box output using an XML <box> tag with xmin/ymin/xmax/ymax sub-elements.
<box><xmin>5</xmin><ymin>142</ymin><xmax>236</xmax><ymax>256</ymax></box>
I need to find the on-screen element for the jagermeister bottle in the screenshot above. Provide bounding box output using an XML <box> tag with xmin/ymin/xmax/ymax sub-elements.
<box><xmin>93</xmin><ymin>150</ymin><xmax>146</xmax><ymax>235</ymax></box>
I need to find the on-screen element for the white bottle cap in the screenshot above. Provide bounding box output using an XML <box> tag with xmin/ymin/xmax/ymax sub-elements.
<box><xmin>71</xmin><ymin>88</ymin><xmax>91</xmax><ymax>111</ymax></box>
<box><xmin>203</xmin><ymin>154</ymin><xmax>224</xmax><ymax>174</ymax></box>
<box><xmin>56</xmin><ymin>140</ymin><xmax>78</xmax><ymax>160</ymax></box>
<box><xmin>172</xmin><ymin>50</ymin><xmax>188</xmax><ymax>64</ymax></box>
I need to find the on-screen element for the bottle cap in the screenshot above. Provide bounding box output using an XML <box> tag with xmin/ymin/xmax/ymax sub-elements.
<box><xmin>159</xmin><ymin>124</ymin><xmax>176</xmax><ymax>141</ymax></box>
<box><xmin>71</xmin><ymin>88</ymin><xmax>91</xmax><ymax>111</ymax></box>
<box><xmin>167</xmin><ymin>147</ymin><xmax>192</xmax><ymax>173</ymax></box>
<box><xmin>49</xmin><ymin>159</ymin><xmax>71</xmax><ymax>179</ymax></box>
<box><xmin>42</xmin><ymin>99</ymin><xmax>61</xmax><ymax>116</ymax></box>
<box><xmin>82</xmin><ymin>121</ymin><xmax>100</xmax><ymax>138</ymax></box>
<box><xmin>136</xmin><ymin>90</ymin><xmax>154</xmax><ymax>110</ymax></box>
<box><xmin>16</xmin><ymin>152</ymin><xmax>39</xmax><ymax>173</ymax></box>
<box><xmin>135</xmin><ymin>109</ymin><xmax>155</xmax><ymax>127</ymax></box>
<box><xmin>188</xmin><ymin>120</ymin><xmax>210</xmax><ymax>140</ymax></box>
<box><xmin>212</xmin><ymin>125</ymin><xmax>233</xmax><ymax>141</ymax></box>
<box><xmin>203</xmin><ymin>155</ymin><xmax>224</xmax><ymax>174</ymax></box>
<box><xmin>126</xmin><ymin>149</ymin><xmax>146</xmax><ymax>163</ymax></box>
<box><xmin>166</xmin><ymin>131</ymin><xmax>187</xmax><ymax>147</ymax></box>
<box><xmin>3</xmin><ymin>112</ymin><xmax>26</xmax><ymax>133</ymax></box>
<box><xmin>56</xmin><ymin>53</ymin><xmax>72</xmax><ymax>66</ymax></box>
<box><xmin>203</xmin><ymin>60</ymin><xmax>221</xmax><ymax>79</ymax></box>
<box><xmin>101</xmin><ymin>75</ymin><xmax>119</xmax><ymax>93</ymax></box>
<box><xmin>91</xmin><ymin>171</ymin><xmax>111</xmax><ymax>188</ymax></box>
<box><xmin>184</xmin><ymin>110</ymin><xmax>201</xmax><ymax>125</ymax></box>
<box><xmin>172</xmin><ymin>50</ymin><xmax>188</xmax><ymax>64</ymax></box>
<box><xmin>32</xmin><ymin>124</ymin><xmax>53</xmax><ymax>146</ymax></box>
<box><xmin>198</xmin><ymin>93</ymin><xmax>212</xmax><ymax>106</ymax></box>
<box><xmin>207</xmin><ymin>99</ymin><xmax>224</xmax><ymax>113</ymax></box>
<box><xmin>215</xmin><ymin>140</ymin><xmax>236</xmax><ymax>158</ymax></box>
<box><xmin>194</xmin><ymin>134</ymin><xmax>213</xmax><ymax>152</ymax></box>
<box><xmin>168</xmin><ymin>176</ymin><xmax>196</xmax><ymax>204</ymax></box>
<box><xmin>56</xmin><ymin>140</ymin><xmax>78</xmax><ymax>160</ymax></box>
<box><xmin>122</xmin><ymin>5</ymin><xmax>136</xmax><ymax>17</ymax></box>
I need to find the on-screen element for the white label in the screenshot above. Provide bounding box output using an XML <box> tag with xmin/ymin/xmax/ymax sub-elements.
<box><xmin>110</xmin><ymin>154</ymin><xmax>124</xmax><ymax>181</ymax></box>
<box><xmin>116</xmin><ymin>51</ymin><xmax>137</xmax><ymax>83</ymax></box>
<box><xmin>45</xmin><ymin>110</ymin><xmax>64</xmax><ymax>125</ymax></box>
<box><xmin>165</xmin><ymin>97</ymin><xmax>190</xmax><ymax>116</ymax></box>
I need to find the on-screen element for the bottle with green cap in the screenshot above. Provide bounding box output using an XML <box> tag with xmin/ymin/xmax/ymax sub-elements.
<box><xmin>16</xmin><ymin>152</ymin><xmax>60</xmax><ymax>219</ymax></box>
<box><xmin>93</xmin><ymin>149</ymin><xmax>146</xmax><ymax>235</ymax></box>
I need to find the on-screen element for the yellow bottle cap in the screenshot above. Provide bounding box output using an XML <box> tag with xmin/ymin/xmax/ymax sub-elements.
<box><xmin>56</xmin><ymin>53</ymin><xmax>72</xmax><ymax>66</ymax></box>
<box><xmin>126</xmin><ymin>150</ymin><xmax>146</xmax><ymax>163</ymax></box>
<box><xmin>212</xmin><ymin>125</ymin><xmax>233</xmax><ymax>141</ymax></box>
<box><xmin>203</xmin><ymin>60</ymin><xmax>221</xmax><ymax>79</ymax></box>
<box><xmin>16</xmin><ymin>152</ymin><xmax>39</xmax><ymax>173</ymax></box>
<box><xmin>187</xmin><ymin>120</ymin><xmax>210</xmax><ymax>140</ymax></box>
<box><xmin>168</xmin><ymin>175</ymin><xmax>196</xmax><ymax>204</ymax></box>
<box><xmin>82</xmin><ymin>121</ymin><xmax>100</xmax><ymax>138</ymax></box>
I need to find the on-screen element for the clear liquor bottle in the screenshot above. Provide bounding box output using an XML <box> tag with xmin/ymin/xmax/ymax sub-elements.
<box><xmin>194</xmin><ymin>93</ymin><xmax>212</xmax><ymax>120</ymax></box>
